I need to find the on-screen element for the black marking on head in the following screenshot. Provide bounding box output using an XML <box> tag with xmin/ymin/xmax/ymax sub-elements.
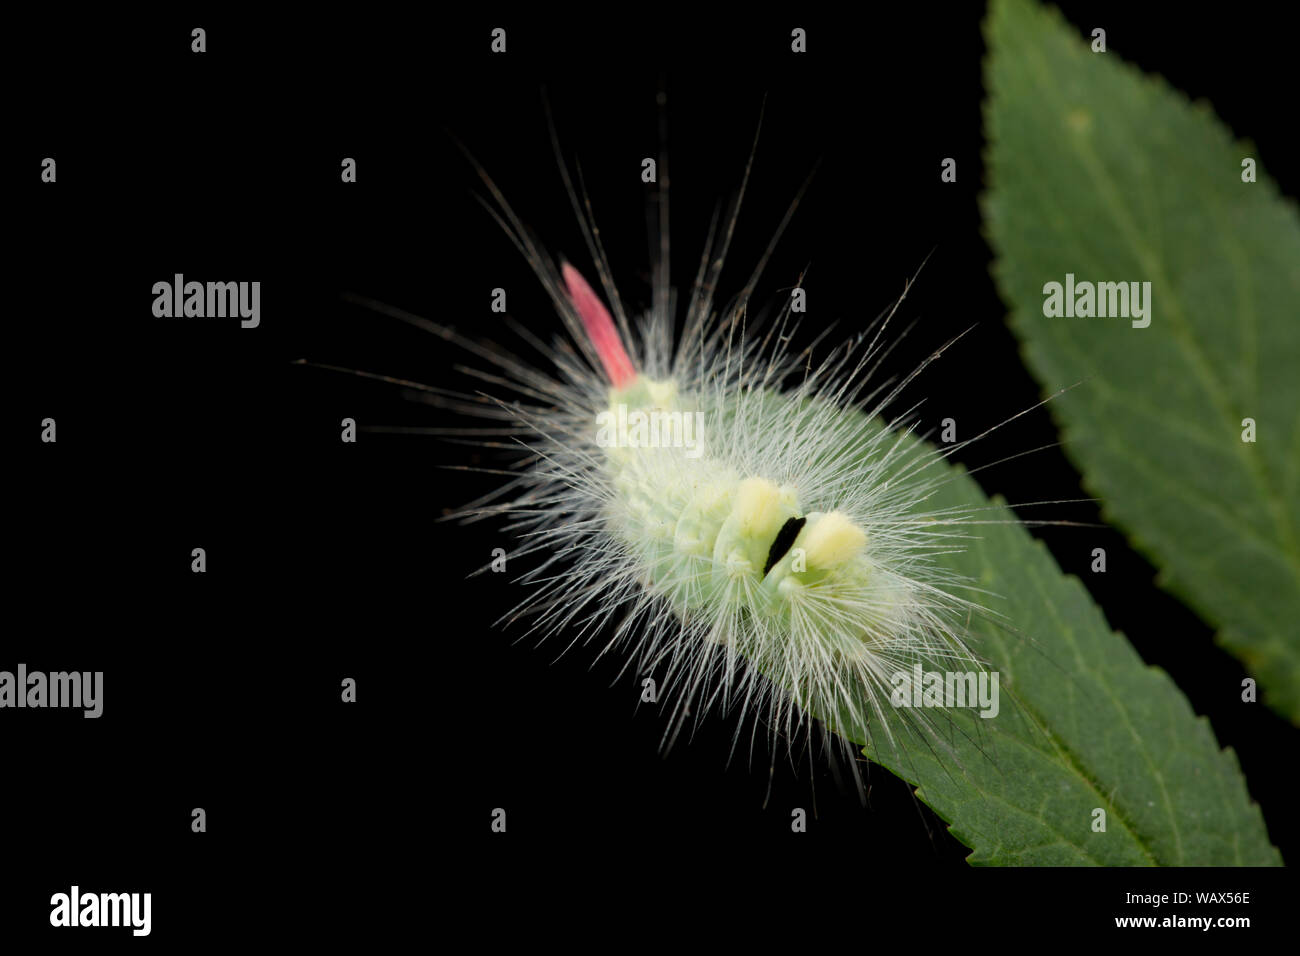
<box><xmin>763</xmin><ymin>516</ymin><xmax>807</xmax><ymax>577</ymax></box>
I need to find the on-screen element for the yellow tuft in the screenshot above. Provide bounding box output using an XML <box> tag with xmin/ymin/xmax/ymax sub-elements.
<box><xmin>798</xmin><ymin>511</ymin><xmax>867</xmax><ymax>570</ymax></box>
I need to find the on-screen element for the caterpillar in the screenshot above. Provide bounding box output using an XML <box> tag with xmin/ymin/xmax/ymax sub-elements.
<box><xmin>322</xmin><ymin>95</ymin><xmax>1055</xmax><ymax>799</ymax></box>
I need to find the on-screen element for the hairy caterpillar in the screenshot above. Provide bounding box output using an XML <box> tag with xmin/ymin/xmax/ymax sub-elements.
<box><xmin>319</xmin><ymin>95</ymin><xmax>1063</xmax><ymax>801</ymax></box>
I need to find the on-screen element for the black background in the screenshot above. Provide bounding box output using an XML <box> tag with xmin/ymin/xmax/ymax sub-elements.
<box><xmin>8</xmin><ymin>3</ymin><xmax>1297</xmax><ymax>943</ymax></box>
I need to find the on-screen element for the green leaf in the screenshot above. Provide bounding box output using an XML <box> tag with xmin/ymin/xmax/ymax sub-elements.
<box><xmin>852</xmin><ymin>429</ymin><xmax>1280</xmax><ymax>865</ymax></box>
<box><xmin>981</xmin><ymin>0</ymin><xmax>1300</xmax><ymax>722</ymax></box>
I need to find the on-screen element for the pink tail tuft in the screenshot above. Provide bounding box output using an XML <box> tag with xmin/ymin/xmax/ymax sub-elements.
<box><xmin>561</xmin><ymin>262</ymin><xmax>637</xmax><ymax>389</ymax></box>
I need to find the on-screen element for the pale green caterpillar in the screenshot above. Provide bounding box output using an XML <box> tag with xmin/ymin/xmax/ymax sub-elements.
<box><xmin>290</xmin><ymin>100</ymin><xmax>1044</xmax><ymax>794</ymax></box>
<box><xmin>584</xmin><ymin>332</ymin><xmax>980</xmax><ymax>755</ymax></box>
<box><xmin>424</xmin><ymin>110</ymin><xmax>1014</xmax><ymax>786</ymax></box>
